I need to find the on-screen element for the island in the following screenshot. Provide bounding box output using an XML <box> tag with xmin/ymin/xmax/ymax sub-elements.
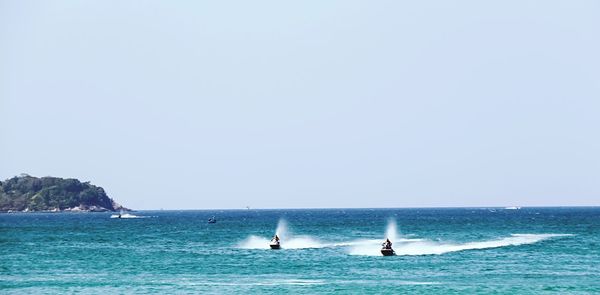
<box><xmin>0</xmin><ymin>174</ymin><xmax>129</xmax><ymax>212</ymax></box>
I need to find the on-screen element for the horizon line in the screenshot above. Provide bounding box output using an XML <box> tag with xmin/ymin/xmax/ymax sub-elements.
<box><xmin>132</xmin><ymin>205</ymin><xmax>600</xmax><ymax>211</ymax></box>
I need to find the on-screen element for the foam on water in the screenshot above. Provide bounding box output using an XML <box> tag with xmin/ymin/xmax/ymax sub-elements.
<box><xmin>352</xmin><ymin>234</ymin><xmax>573</xmax><ymax>256</ymax></box>
<box><xmin>238</xmin><ymin>235</ymin><xmax>324</xmax><ymax>249</ymax></box>
<box><xmin>239</xmin><ymin>218</ymin><xmax>572</xmax><ymax>254</ymax></box>
<box><xmin>396</xmin><ymin>233</ymin><xmax>572</xmax><ymax>256</ymax></box>
<box><xmin>238</xmin><ymin>219</ymin><xmax>324</xmax><ymax>249</ymax></box>
<box><xmin>349</xmin><ymin>220</ymin><xmax>572</xmax><ymax>256</ymax></box>
<box><xmin>237</xmin><ymin>235</ymin><xmax>271</xmax><ymax>249</ymax></box>
<box><xmin>109</xmin><ymin>213</ymin><xmax>148</xmax><ymax>219</ymax></box>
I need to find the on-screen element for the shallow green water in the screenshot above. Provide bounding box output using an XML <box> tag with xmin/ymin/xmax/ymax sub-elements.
<box><xmin>1</xmin><ymin>208</ymin><xmax>599</xmax><ymax>294</ymax></box>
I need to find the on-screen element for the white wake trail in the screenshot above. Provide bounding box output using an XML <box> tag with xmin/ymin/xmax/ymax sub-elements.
<box><xmin>348</xmin><ymin>233</ymin><xmax>572</xmax><ymax>256</ymax></box>
<box><xmin>238</xmin><ymin>219</ymin><xmax>324</xmax><ymax>249</ymax></box>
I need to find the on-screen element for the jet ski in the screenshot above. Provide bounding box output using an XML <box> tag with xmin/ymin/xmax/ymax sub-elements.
<box><xmin>269</xmin><ymin>235</ymin><xmax>281</xmax><ymax>249</ymax></box>
<box><xmin>207</xmin><ymin>216</ymin><xmax>216</xmax><ymax>223</ymax></box>
<box><xmin>381</xmin><ymin>239</ymin><xmax>395</xmax><ymax>256</ymax></box>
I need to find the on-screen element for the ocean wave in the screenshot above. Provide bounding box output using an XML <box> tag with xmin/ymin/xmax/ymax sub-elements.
<box><xmin>184</xmin><ymin>279</ymin><xmax>436</xmax><ymax>286</ymax></box>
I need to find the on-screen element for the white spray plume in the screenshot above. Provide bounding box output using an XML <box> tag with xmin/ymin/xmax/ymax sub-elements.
<box><xmin>385</xmin><ymin>218</ymin><xmax>398</xmax><ymax>242</ymax></box>
<box><xmin>275</xmin><ymin>219</ymin><xmax>288</xmax><ymax>240</ymax></box>
<box><xmin>238</xmin><ymin>218</ymin><xmax>323</xmax><ymax>249</ymax></box>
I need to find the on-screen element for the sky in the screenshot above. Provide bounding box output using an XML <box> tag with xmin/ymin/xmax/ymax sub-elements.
<box><xmin>1</xmin><ymin>1</ymin><xmax>599</xmax><ymax>209</ymax></box>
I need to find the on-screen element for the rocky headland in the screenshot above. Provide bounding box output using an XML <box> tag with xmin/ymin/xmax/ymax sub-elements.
<box><xmin>0</xmin><ymin>174</ymin><xmax>129</xmax><ymax>212</ymax></box>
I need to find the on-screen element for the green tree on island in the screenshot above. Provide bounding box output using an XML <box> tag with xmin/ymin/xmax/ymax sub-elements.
<box><xmin>0</xmin><ymin>174</ymin><xmax>128</xmax><ymax>212</ymax></box>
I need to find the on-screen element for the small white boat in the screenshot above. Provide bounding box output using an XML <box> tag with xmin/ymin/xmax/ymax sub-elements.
<box><xmin>504</xmin><ymin>206</ymin><xmax>522</xmax><ymax>210</ymax></box>
<box><xmin>110</xmin><ymin>210</ymin><xmax>139</xmax><ymax>219</ymax></box>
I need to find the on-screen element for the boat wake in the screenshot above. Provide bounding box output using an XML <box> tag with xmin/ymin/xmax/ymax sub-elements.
<box><xmin>238</xmin><ymin>235</ymin><xmax>324</xmax><ymax>249</ymax></box>
<box><xmin>348</xmin><ymin>219</ymin><xmax>571</xmax><ymax>256</ymax></box>
<box><xmin>238</xmin><ymin>219</ymin><xmax>324</xmax><ymax>249</ymax></box>
<box><xmin>347</xmin><ymin>233</ymin><xmax>571</xmax><ymax>256</ymax></box>
<box><xmin>238</xmin><ymin>218</ymin><xmax>571</xmax><ymax>254</ymax></box>
<box><xmin>110</xmin><ymin>213</ymin><xmax>147</xmax><ymax>219</ymax></box>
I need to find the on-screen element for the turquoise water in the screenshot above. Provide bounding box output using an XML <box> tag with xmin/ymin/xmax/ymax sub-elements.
<box><xmin>2</xmin><ymin>208</ymin><xmax>599</xmax><ymax>294</ymax></box>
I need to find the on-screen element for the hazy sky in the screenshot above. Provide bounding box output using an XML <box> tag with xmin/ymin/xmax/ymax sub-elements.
<box><xmin>1</xmin><ymin>1</ymin><xmax>599</xmax><ymax>209</ymax></box>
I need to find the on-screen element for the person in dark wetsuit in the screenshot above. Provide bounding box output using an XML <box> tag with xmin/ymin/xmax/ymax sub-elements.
<box><xmin>384</xmin><ymin>238</ymin><xmax>392</xmax><ymax>249</ymax></box>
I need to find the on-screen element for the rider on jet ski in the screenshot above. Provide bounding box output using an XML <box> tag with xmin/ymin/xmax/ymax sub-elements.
<box><xmin>382</xmin><ymin>238</ymin><xmax>392</xmax><ymax>249</ymax></box>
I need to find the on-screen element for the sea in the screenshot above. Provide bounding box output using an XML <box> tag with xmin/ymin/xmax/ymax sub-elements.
<box><xmin>1</xmin><ymin>207</ymin><xmax>599</xmax><ymax>294</ymax></box>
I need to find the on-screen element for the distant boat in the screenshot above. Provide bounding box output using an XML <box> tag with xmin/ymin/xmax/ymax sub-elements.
<box><xmin>504</xmin><ymin>206</ymin><xmax>522</xmax><ymax>210</ymax></box>
<box><xmin>110</xmin><ymin>210</ymin><xmax>138</xmax><ymax>219</ymax></box>
<box><xmin>110</xmin><ymin>213</ymin><xmax>138</xmax><ymax>218</ymax></box>
<box><xmin>208</xmin><ymin>216</ymin><xmax>217</xmax><ymax>224</ymax></box>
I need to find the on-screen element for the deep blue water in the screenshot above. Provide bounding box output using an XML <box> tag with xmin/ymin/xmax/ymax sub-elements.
<box><xmin>1</xmin><ymin>207</ymin><xmax>600</xmax><ymax>294</ymax></box>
